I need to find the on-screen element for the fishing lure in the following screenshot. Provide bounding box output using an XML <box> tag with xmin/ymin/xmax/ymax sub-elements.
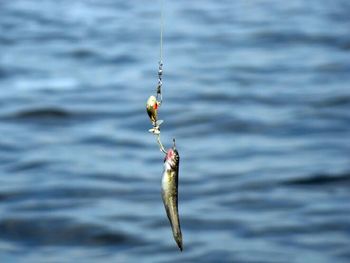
<box><xmin>146</xmin><ymin>95</ymin><xmax>163</xmax><ymax>135</ymax></box>
<box><xmin>146</xmin><ymin>95</ymin><xmax>159</xmax><ymax>126</ymax></box>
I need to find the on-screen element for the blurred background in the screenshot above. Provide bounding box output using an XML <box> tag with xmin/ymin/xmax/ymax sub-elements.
<box><xmin>0</xmin><ymin>0</ymin><xmax>349</xmax><ymax>262</ymax></box>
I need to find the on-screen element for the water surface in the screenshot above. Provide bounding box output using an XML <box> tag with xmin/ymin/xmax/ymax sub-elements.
<box><xmin>0</xmin><ymin>0</ymin><xmax>349</xmax><ymax>262</ymax></box>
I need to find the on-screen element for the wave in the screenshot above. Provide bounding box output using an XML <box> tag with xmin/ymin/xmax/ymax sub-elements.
<box><xmin>282</xmin><ymin>172</ymin><xmax>350</xmax><ymax>186</ymax></box>
<box><xmin>0</xmin><ymin>217</ymin><xmax>144</xmax><ymax>247</ymax></box>
<box><xmin>10</xmin><ymin>108</ymin><xmax>72</xmax><ymax>119</ymax></box>
<box><xmin>312</xmin><ymin>96</ymin><xmax>350</xmax><ymax>108</ymax></box>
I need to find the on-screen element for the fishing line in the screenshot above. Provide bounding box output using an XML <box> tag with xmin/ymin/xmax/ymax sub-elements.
<box><xmin>156</xmin><ymin>0</ymin><xmax>164</xmax><ymax>105</ymax></box>
<box><xmin>146</xmin><ymin>0</ymin><xmax>169</xmax><ymax>154</ymax></box>
<box><xmin>159</xmin><ymin>0</ymin><xmax>163</xmax><ymax>63</ymax></box>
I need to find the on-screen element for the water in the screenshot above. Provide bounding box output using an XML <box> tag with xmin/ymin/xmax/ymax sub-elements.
<box><xmin>0</xmin><ymin>0</ymin><xmax>350</xmax><ymax>262</ymax></box>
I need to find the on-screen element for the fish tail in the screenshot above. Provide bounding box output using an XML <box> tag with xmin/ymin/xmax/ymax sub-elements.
<box><xmin>170</xmin><ymin>213</ymin><xmax>183</xmax><ymax>251</ymax></box>
<box><xmin>175</xmin><ymin>232</ymin><xmax>183</xmax><ymax>251</ymax></box>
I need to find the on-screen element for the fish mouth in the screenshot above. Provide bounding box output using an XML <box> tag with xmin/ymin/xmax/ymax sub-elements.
<box><xmin>165</xmin><ymin>149</ymin><xmax>174</xmax><ymax>161</ymax></box>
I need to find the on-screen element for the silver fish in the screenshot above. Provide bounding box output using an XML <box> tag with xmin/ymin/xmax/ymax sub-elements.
<box><xmin>161</xmin><ymin>143</ymin><xmax>183</xmax><ymax>251</ymax></box>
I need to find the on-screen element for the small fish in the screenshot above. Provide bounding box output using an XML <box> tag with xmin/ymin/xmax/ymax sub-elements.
<box><xmin>161</xmin><ymin>141</ymin><xmax>183</xmax><ymax>251</ymax></box>
<box><xmin>146</xmin><ymin>95</ymin><xmax>159</xmax><ymax>126</ymax></box>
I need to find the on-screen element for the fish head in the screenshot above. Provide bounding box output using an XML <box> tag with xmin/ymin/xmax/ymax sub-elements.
<box><xmin>165</xmin><ymin>147</ymin><xmax>179</xmax><ymax>169</ymax></box>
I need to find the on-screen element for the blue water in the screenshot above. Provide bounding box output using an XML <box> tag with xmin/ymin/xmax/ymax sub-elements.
<box><xmin>0</xmin><ymin>0</ymin><xmax>350</xmax><ymax>262</ymax></box>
